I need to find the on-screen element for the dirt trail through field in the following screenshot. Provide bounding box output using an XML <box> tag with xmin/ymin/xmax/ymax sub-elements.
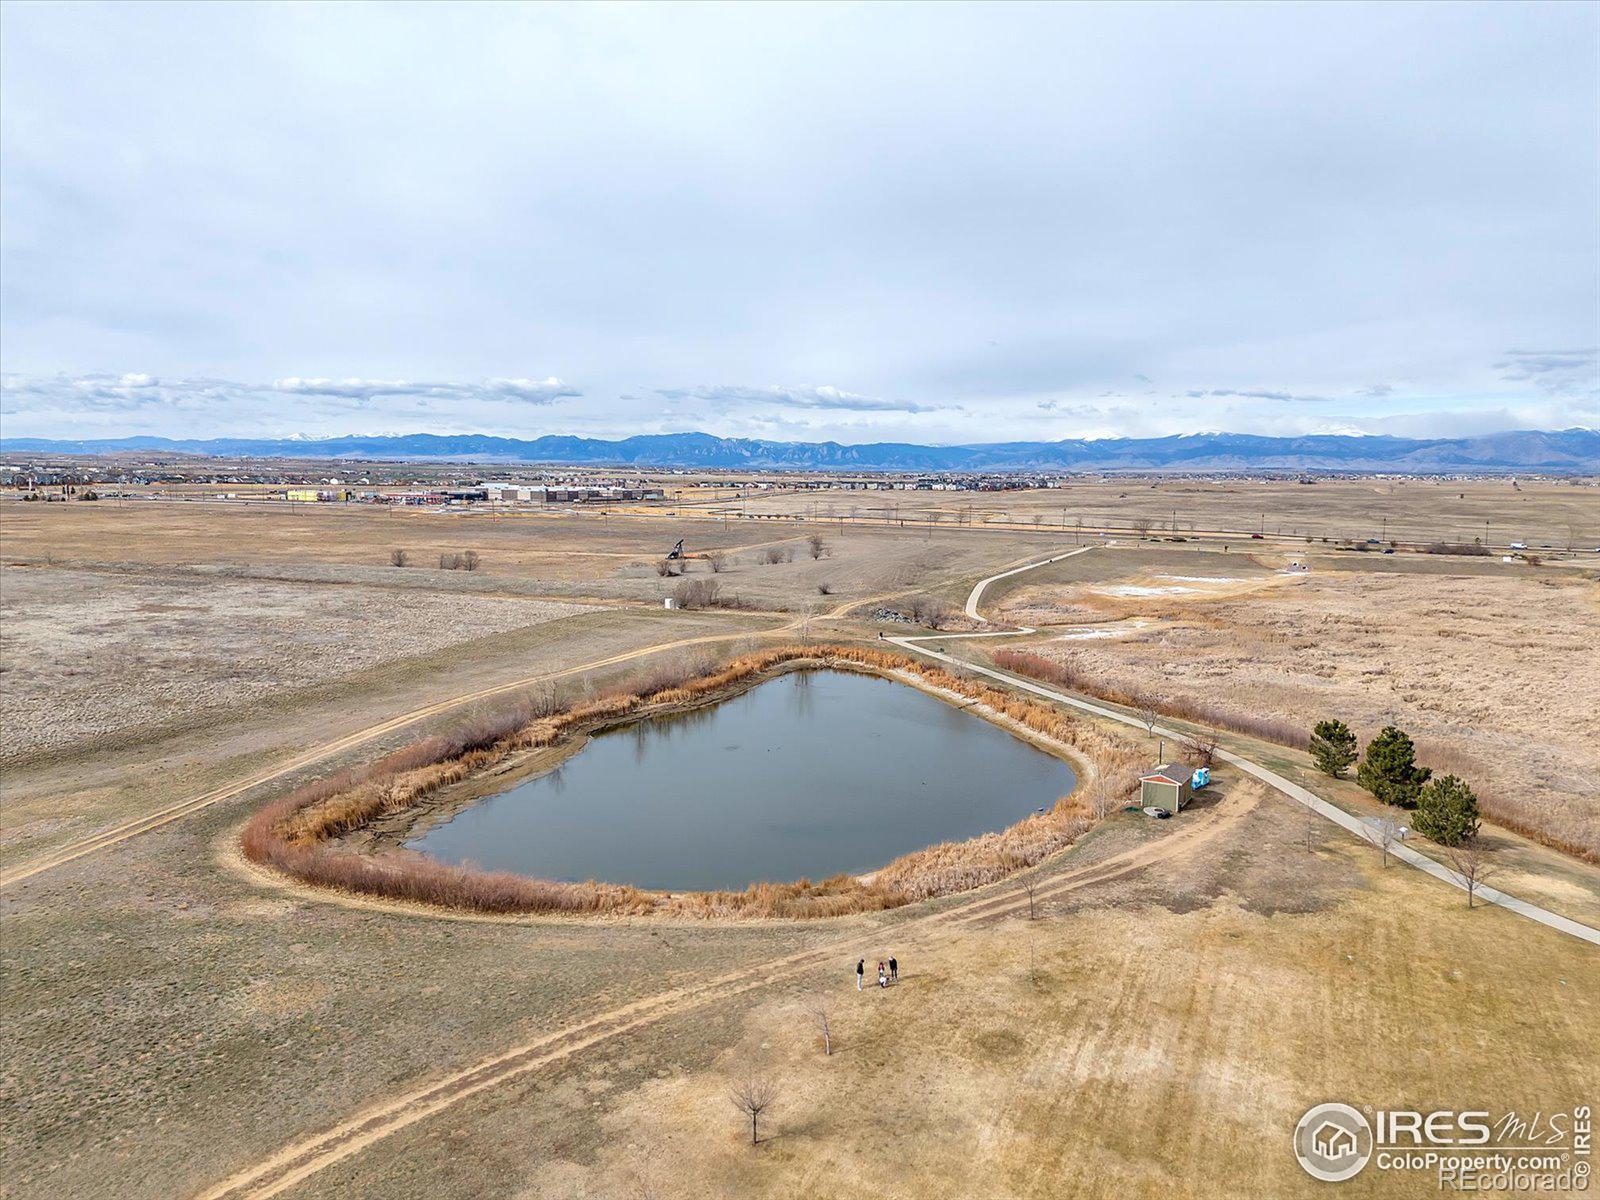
<box><xmin>0</xmin><ymin>618</ymin><xmax>794</xmax><ymax>889</ymax></box>
<box><xmin>193</xmin><ymin>785</ymin><xmax>1260</xmax><ymax>1200</ymax></box>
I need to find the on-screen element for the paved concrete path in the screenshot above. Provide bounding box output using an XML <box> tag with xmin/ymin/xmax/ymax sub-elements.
<box><xmin>894</xmin><ymin>545</ymin><xmax>1600</xmax><ymax>947</ymax></box>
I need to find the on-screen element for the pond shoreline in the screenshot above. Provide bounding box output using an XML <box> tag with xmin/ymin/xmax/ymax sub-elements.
<box><xmin>239</xmin><ymin>644</ymin><xmax>1145</xmax><ymax>919</ymax></box>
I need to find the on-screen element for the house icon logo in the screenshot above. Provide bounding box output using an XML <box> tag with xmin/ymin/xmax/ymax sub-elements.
<box><xmin>1293</xmin><ymin>1103</ymin><xmax>1373</xmax><ymax>1181</ymax></box>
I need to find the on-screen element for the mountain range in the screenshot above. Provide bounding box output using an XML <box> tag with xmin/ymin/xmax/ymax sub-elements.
<box><xmin>3</xmin><ymin>428</ymin><xmax>1597</xmax><ymax>472</ymax></box>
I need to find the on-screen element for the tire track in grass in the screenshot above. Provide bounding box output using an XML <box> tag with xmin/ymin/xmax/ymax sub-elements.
<box><xmin>0</xmin><ymin>621</ymin><xmax>791</xmax><ymax>889</ymax></box>
<box><xmin>193</xmin><ymin>787</ymin><xmax>1260</xmax><ymax>1200</ymax></box>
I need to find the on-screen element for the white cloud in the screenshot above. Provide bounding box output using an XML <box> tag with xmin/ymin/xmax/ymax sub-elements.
<box><xmin>653</xmin><ymin>384</ymin><xmax>943</xmax><ymax>413</ymax></box>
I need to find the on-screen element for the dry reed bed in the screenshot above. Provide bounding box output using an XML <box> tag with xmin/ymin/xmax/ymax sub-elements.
<box><xmin>241</xmin><ymin>644</ymin><xmax>1145</xmax><ymax>919</ymax></box>
<box><xmin>991</xmin><ymin>644</ymin><xmax>1598</xmax><ymax>864</ymax></box>
<box><xmin>991</xmin><ymin>648</ymin><xmax>1309</xmax><ymax>750</ymax></box>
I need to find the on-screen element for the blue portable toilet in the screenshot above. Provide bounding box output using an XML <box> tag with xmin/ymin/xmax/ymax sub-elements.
<box><xmin>1192</xmin><ymin>766</ymin><xmax>1211</xmax><ymax>789</ymax></box>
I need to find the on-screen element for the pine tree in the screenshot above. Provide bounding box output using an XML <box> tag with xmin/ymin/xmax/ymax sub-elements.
<box><xmin>1413</xmin><ymin>775</ymin><xmax>1480</xmax><ymax>846</ymax></box>
<box><xmin>1309</xmin><ymin>719</ymin><xmax>1358</xmax><ymax>778</ymax></box>
<box><xmin>1356</xmin><ymin>725</ymin><xmax>1431</xmax><ymax>808</ymax></box>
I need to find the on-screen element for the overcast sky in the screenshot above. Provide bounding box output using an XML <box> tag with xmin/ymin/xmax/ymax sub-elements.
<box><xmin>2</xmin><ymin>1</ymin><xmax>1596</xmax><ymax>443</ymax></box>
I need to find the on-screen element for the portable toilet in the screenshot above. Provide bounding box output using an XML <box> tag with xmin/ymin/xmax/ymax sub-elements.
<box><xmin>1193</xmin><ymin>766</ymin><xmax>1211</xmax><ymax>789</ymax></box>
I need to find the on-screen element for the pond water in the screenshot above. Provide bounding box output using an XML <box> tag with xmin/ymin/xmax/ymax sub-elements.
<box><xmin>407</xmin><ymin>670</ymin><xmax>1075</xmax><ymax>892</ymax></box>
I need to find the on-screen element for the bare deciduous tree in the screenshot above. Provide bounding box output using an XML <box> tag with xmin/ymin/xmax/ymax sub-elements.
<box><xmin>1132</xmin><ymin>516</ymin><xmax>1154</xmax><ymax>538</ymax></box>
<box><xmin>808</xmin><ymin>533</ymin><xmax>827</xmax><ymax>559</ymax></box>
<box><xmin>1135</xmin><ymin>700</ymin><xmax>1162</xmax><ymax>739</ymax></box>
<box><xmin>906</xmin><ymin>594</ymin><xmax>949</xmax><ymax>629</ymax></box>
<box><xmin>1365</xmin><ymin>807</ymin><xmax>1402</xmax><ymax>867</ymax></box>
<box><xmin>1180</xmin><ymin>728</ymin><xmax>1221</xmax><ymax>768</ymax></box>
<box><xmin>807</xmin><ymin>996</ymin><xmax>833</xmax><ymax>1056</ymax></box>
<box><xmin>1442</xmin><ymin>841</ymin><xmax>1500</xmax><ymax>908</ymax></box>
<box><xmin>390</xmin><ymin>548</ymin><xmax>409</xmax><ymax>567</ymax></box>
<box><xmin>1021</xmin><ymin>877</ymin><xmax>1040</xmax><ymax>920</ymax></box>
<box><xmin>461</xmin><ymin>549</ymin><xmax>480</xmax><ymax>571</ymax></box>
<box><xmin>729</xmin><ymin>1074</ymin><xmax>779</xmax><ymax>1145</ymax></box>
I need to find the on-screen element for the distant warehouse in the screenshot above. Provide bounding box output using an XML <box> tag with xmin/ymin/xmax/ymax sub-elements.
<box><xmin>484</xmin><ymin>483</ymin><xmax>665</xmax><ymax>504</ymax></box>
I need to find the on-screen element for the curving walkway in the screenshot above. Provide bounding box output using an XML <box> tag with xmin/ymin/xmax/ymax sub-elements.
<box><xmin>891</xmin><ymin>545</ymin><xmax>1600</xmax><ymax>946</ymax></box>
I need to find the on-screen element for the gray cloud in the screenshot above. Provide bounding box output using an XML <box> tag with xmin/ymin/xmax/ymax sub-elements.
<box><xmin>1494</xmin><ymin>349</ymin><xmax>1599</xmax><ymax>398</ymax></box>
<box><xmin>653</xmin><ymin>384</ymin><xmax>942</xmax><ymax>414</ymax></box>
<box><xmin>2</xmin><ymin>373</ymin><xmax>580</xmax><ymax>426</ymax></box>
<box><xmin>1183</xmin><ymin>388</ymin><xmax>1335</xmax><ymax>404</ymax></box>
<box><xmin>1</xmin><ymin>4</ymin><xmax>1595</xmax><ymax>442</ymax></box>
<box><xmin>272</xmin><ymin>376</ymin><xmax>579</xmax><ymax>404</ymax></box>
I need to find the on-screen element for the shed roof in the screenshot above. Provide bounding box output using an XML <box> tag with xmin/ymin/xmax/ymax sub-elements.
<box><xmin>1139</xmin><ymin>763</ymin><xmax>1194</xmax><ymax>786</ymax></box>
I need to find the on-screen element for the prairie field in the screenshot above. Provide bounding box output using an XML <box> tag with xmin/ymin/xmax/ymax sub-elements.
<box><xmin>0</xmin><ymin>564</ymin><xmax>591</xmax><ymax>761</ymax></box>
<box><xmin>724</xmin><ymin>476</ymin><xmax>1600</xmax><ymax>549</ymax></box>
<box><xmin>2</xmin><ymin>489</ymin><xmax>1597</xmax><ymax>1200</ymax></box>
<box><xmin>992</xmin><ymin>558</ymin><xmax>1600</xmax><ymax>859</ymax></box>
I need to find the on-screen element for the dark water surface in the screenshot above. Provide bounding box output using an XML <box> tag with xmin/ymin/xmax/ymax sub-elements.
<box><xmin>408</xmin><ymin>670</ymin><xmax>1075</xmax><ymax>891</ymax></box>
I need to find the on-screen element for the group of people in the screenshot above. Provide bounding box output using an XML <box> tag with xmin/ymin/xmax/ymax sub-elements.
<box><xmin>855</xmin><ymin>956</ymin><xmax>899</xmax><ymax>990</ymax></box>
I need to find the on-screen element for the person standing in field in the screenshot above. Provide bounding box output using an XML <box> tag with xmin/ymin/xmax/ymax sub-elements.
<box><xmin>889</xmin><ymin>956</ymin><xmax>898</xmax><ymax>983</ymax></box>
<box><xmin>856</xmin><ymin>958</ymin><xmax>865</xmax><ymax>990</ymax></box>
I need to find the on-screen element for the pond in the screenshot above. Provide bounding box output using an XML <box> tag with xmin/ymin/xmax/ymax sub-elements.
<box><xmin>407</xmin><ymin>669</ymin><xmax>1075</xmax><ymax>892</ymax></box>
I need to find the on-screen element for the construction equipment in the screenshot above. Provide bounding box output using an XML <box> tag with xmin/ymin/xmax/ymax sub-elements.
<box><xmin>666</xmin><ymin>538</ymin><xmax>686</xmax><ymax>560</ymax></box>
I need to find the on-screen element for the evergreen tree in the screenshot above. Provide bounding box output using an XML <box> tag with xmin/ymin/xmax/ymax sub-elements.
<box><xmin>1413</xmin><ymin>775</ymin><xmax>1480</xmax><ymax>846</ymax></box>
<box><xmin>1356</xmin><ymin>725</ymin><xmax>1431</xmax><ymax>808</ymax></box>
<box><xmin>1309</xmin><ymin>719</ymin><xmax>1358</xmax><ymax>778</ymax></box>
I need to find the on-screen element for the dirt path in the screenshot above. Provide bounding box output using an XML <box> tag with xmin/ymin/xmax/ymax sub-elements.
<box><xmin>0</xmin><ymin>617</ymin><xmax>794</xmax><ymax>889</ymax></box>
<box><xmin>193</xmin><ymin>785</ymin><xmax>1260</xmax><ymax>1200</ymax></box>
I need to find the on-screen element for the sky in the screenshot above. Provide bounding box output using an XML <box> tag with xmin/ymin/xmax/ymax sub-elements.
<box><xmin>2</xmin><ymin>1</ymin><xmax>1597</xmax><ymax>444</ymax></box>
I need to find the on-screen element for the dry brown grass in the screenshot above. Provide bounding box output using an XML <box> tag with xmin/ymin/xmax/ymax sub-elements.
<box><xmin>241</xmin><ymin>644</ymin><xmax>1145</xmax><ymax>918</ymax></box>
<box><xmin>997</xmin><ymin>569</ymin><xmax>1600</xmax><ymax>861</ymax></box>
<box><xmin>992</xmin><ymin>647</ymin><xmax>1308</xmax><ymax>749</ymax></box>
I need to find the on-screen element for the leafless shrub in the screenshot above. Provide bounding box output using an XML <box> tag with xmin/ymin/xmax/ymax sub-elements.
<box><xmin>1364</xmin><ymin>807</ymin><xmax>1402</xmax><ymax>867</ymax></box>
<box><xmin>707</xmin><ymin>550</ymin><xmax>727</xmax><ymax>573</ymax></box>
<box><xmin>1442</xmin><ymin>841</ymin><xmax>1501</xmax><ymax>908</ymax></box>
<box><xmin>390</xmin><ymin>548</ymin><xmax>409</xmax><ymax>567</ymax></box>
<box><xmin>655</xmin><ymin>558</ymin><xmax>680</xmax><ymax>577</ymax></box>
<box><xmin>807</xmin><ymin>997</ymin><xmax>833</xmax><ymax>1056</ymax></box>
<box><xmin>1180</xmin><ymin>728</ymin><xmax>1221</xmax><ymax>768</ymax></box>
<box><xmin>906</xmin><ymin>594</ymin><xmax>950</xmax><ymax>628</ymax></box>
<box><xmin>439</xmin><ymin>552</ymin><xmax>461</xmax><ymax>570</ymax></box>
<box><xmin>729</xmin><ymin>1074</ymin><xmax>780</xmax><ymax>1145</ymax></box>
<box><xmin>461</xmin><ymin>549</ymin><xmax>480</xmax><ymax>571</ymax></box>
<box><xmin>1424</xmin><ymin>542</ymin><xmax>1490</xmax><ymax>556</ymax></box>
<box><xmin>808</xmin><ymin>533</ymin><xmax>827</xmax><ymax>560</ymax></box>
<box><xmin>673</xmin><ymin>578</ymin><xmax>720</xmax><ymax>609</ymax></box>
<box><xmin>817</xmin><ymin>582</ymin><xmax>834</xmax><ymax>596</ymax></box>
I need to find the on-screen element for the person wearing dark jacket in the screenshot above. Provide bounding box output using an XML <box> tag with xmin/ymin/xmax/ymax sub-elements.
<box><xmin>889</xmin><ymin>956</ymin><xmax>898</xmax><ymax>983</ymax></box>
<box><xmin>856</xmin><ymin>958</ymin><xmax>865</xmax><ymax>990</ymax></box>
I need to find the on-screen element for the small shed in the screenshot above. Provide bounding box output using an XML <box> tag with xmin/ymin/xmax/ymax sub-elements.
<box><xmin>1139</xmin><ymin>763</ymin><xmax>1195</xmax><ymax>814</ymax></box>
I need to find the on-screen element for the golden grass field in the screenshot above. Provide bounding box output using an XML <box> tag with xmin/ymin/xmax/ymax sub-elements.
<box><xmin>1</xmin><ymin>489</ymin><xmax>1596</xmax><ymax>1200</ymax></box>
<box><xmin>993</xmin><ymin>553</ymin><xmax>1600</xmax><ymax>860</ymax></box>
